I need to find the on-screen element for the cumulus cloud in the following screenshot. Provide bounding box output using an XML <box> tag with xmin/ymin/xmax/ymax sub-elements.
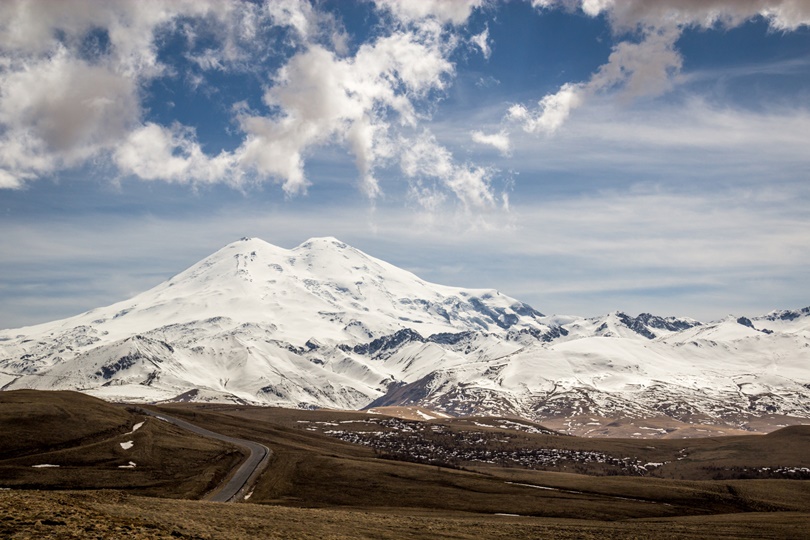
<box><xmin>373</xmin><ymin>0</ymin><xmax>487</xmax><ymax>25</ymax></box>
<box><xmin>0</xmin><ymin>0</ymin><xmax>493</xmax><ymax>210</ymax></box>
<box><xmin>0</xmin><ymin>0</ymin><xmax>355</xmax><ymax>188</ymax></box>
<box><xmin>263</xmin><ymin>0</ymin><xmax>349</xmax><ymax>54</ymax></box>
<box><xmin>0</xmin><ymin>1</ymin><xmax>242</xmax><ymax>77</ymax></box>
<box><xmin>590</xmin><ymin>26</ymin><xmax>682</xmax><ymax>98</ymax></box>
<box><xmin>236</xmin><ymin>19</ymin><xmax>458</xmax><ymax>197</ymax></box>
<box><xmin>264</xmin><ymin>0</ymin><xmax>316</xmax><ymax>39</ymax></box>
<box><xmin>0</xmin><ymin>48</ymin><xmax>139</xmax><ymax>161</ymax></box>
<box><xmin>0</xmin><ymin>0</ymin><xmax>256</xmax><ymax>186</ymax></box>
<box><xmin>0</xmin><ymin>169</ymin><xmax>22</xmax><ymax>189</ymax></box>
<box><xmin>114</xmin><ymin>123</ymin><xmax>238</xmax><ymax>185</ymax></box>
<box><xmin>513</xmin><ymin>0</ymin><xmax>810</xmax><ymax>134</ymax></box>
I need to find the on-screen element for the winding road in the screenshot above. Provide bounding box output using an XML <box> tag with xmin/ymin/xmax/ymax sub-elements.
<box><xmin>139</xmin><ymin>409</ymin><xmax>270</xmax><ymax>502</ymax></box>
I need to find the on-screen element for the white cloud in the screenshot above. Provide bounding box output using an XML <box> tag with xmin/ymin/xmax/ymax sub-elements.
<box><xmin>263</xmin><ymin>0</ymin><xmax>349</xmax><ymax>54</ymax></box>
<box><xmin>589</xmin><ymin>26</ymin><xmax>682</xmax><ymax>99</ymax></box>
<box><xmin>514</xmin><ymin>0</ymin><xmax>810</xmax><ymax>135</ymax></box>
<box><xmin>470</xmin><ymin>26</ymin><xmax>491</xmax><ymax>59</ymax></box>
<box><xmin>507</xmin><ymin>82</ymin><xmax>584</xmax><ymax>134</ymax></box>
<box><xmin>374</xmin><ymin>0</ymin><xmax>487</xmax><ymax>25</ymax></box>
<box><xmin>0</xmin><ymin>48</ymin><xmax>140</xmax><ymax>183</ymax></box>
<box><xmin>446</xmin><ymin>165</ymin><xmax>496</xmax><ymax>209</ymax></box>
<box><xmin>0</xmin><ymin>1</ymin><xmax>492</xmax><ymax>209</ymax></box>
<box><xmin>401</xmin><ymin>132</ymin><xmax>455</xmax><ymax>179</ymax></box>
<box><xmin>264</xmin><ymin>0</ymin><xmax>316</xmax><ymax>40</ymax></box>
<box><xmin>505</xmin><ymin>95</ymin><xmax>810</xmax><ymax>173</ymax></box>
<box><xmin>475</xmin><ymin>75</ymin><xmax>500</xmax><ymax>88</ymax></box>
<box><xmin>533</xmin><ymin>0</ymin><xmax>810</xmax><ymax>29</ymax></box>
<box><xmin>4</xmin><ymin>51</ymin><xmax>139</xmax><ymax>153</ymax></box>
<box><xmin>0</xmin><ymin>1</ymin><xmax>255</xmax><ymax>186</ymax></box>
<box><xmin>593</xmin><ymin>0</ymin><xmax>810</xmax><ymax>31</ymax></box>
<box><xmin>0</xmin><ymin>169</ymin><xmax>21</xmax><ymax>189</ymax></box>
<box><xmin>0</xmin><ymin>1</ymin><xmax>239</xmax><ymax>76</ymax></box>
<box><xmin>509</xmin><ymin>25</ymin><xmax>681</xmax><ymax>134</ymax></box>
<box><xmin>3</xmin><ymin>180</ymin><xmax>807</xmax><ymax>327</ymax></box>
<box><xmin>400</xmin><ymin>132</ymin><xmax>496</xmax><ymax>210</ymax></box>
<box><xmin>407</xmin><ymin>180</ymin><xmax>448</xmax><ymax>212</ymax></box>
<box><xmin>237</xmin><ymin>24</ymin><xmax>455</xmax><ymax>197</ymax></box>
<box><xmin>471</xmin><ymin>129</ymin><xmax>511</xmax><ymax>154</ymax></box>
<box><xmin>114</xmin><ymin>123</ymin><xmax>238</xmax><ymax>185</ymax></box>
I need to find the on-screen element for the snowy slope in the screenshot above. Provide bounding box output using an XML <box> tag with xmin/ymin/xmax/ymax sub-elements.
<box><xmin>2</xmin><ymin>237</ymin><xmax>544</xmax><ymax>344</ymax></box>
<box><xmin>1</xmin><ymin>237</ymin><xmax>808</xmax><ymax>432</ymax></box>
<box><xmin>0</xmin><ymin>237</ymin><xmax>550</xmax><ymax>407</ymax></box>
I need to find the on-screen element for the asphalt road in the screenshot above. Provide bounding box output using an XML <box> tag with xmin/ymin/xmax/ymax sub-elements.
<box><xmin>139</xmin><ymin>409</ymin><xmax>270</xmax><ymax>502</ymax></box>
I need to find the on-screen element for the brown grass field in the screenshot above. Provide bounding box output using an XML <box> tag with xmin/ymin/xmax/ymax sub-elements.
<box><xmin>0</xmin><ymin>390</ymin><xmax>243</xmax><ymax>498</ymax></box>
<box><xmin>1</xmin><ymin>390</ymin><xmax>809</xmax><ymax>539</ymax></box>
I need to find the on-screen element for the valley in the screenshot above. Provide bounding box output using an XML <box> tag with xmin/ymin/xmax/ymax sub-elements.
<box><xmin>2</xmin><ymin>390</ymin><xmax>809</xmax><ymax>538</ymax></box>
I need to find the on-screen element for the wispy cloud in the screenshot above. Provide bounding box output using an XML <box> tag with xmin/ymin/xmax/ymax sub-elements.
<box><xmin>505</xmin><ymin>97</ymin><xmax>810</xmax><ymax>180</ymax></box>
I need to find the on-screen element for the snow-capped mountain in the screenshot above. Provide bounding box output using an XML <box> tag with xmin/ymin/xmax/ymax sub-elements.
<box><xmin>1</xmin><ymin>237</ymin><xmax>809</xmax><ymax>435</ymax></box>
<box><xmin>0</xmin><ymin>237</ymin><xmax>550</xmax><ymax>405</ymax></box>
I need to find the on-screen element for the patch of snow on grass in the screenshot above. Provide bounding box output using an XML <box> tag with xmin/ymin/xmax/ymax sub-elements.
<box><xmin>31</xmin><ymin>464</ymin><xmax>60</xmax><ymax>468</ymax></box>
<box><xmin>126</xmin><ymin>421</ymin><xmax>145</xmax><ymax>435</ymax></box>
<box><xmin>416</xmin><ymin>410</ymin><xmax>435</xmax><ymax>420</ymax></box>
<box><xmin>118</xmin><ymin>461</ymin><xmax>136</xmax><ymax>469</ymax></box>
<box><xmin>505</xmin><ymin>481</ymin><xmax>559</xmax><ymax>491</ymax></box>
<box><xmin>639</xmin><ymin>426</ymin><xmax>667</xmax><ymax>434</ymax></box>
<box><xmin>120</xmin><ymin>441</ymin><xmax>134</xmax><ymax>450</ymax></box>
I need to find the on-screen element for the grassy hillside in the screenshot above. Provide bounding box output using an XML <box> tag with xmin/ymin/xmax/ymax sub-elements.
<box><xmin>2</xmin><ymin>392</ymin><xmax>809</xmax><ymax>538</ymax></box>
<box><xmin>0</xmin><ymin>390</ymin><xmax>242</xmax><ymax>498</ymax></box>
<box><xmin>2</xmin><ymin>489</ymin><xmax>810</xmax><ymax>540</ymax></box>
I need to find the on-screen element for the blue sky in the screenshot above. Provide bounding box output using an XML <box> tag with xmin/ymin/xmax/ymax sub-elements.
<box><xmin>1</xmin><ymin>0</ymin><xmax>809</xmax><ymax>328</ymax></box>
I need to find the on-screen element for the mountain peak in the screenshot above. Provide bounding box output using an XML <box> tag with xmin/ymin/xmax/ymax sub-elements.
<box><xmin>297</xmin><ymin>236</ymin><xmax>350</xmax><ymax>250</ymax></box>
<box><xmin>228</xmin><ymin>236</ymin><xmax>276</xmax><ymax>249</ymax></box>
<box><xmin>225</xmin><ymin>236</ymin><xmax>353</xmax><ymax>254</ymax></box>
<box><xmin>10</xmin><ymin>235</ymin><xmax>547</xmax><ymax>347</ymax></box>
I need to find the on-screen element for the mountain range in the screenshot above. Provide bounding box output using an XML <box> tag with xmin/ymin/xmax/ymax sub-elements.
<box><xmin>1</xmin><ymin>237</ymin><xmax>808</xmax><ymax>437</ymax></box>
